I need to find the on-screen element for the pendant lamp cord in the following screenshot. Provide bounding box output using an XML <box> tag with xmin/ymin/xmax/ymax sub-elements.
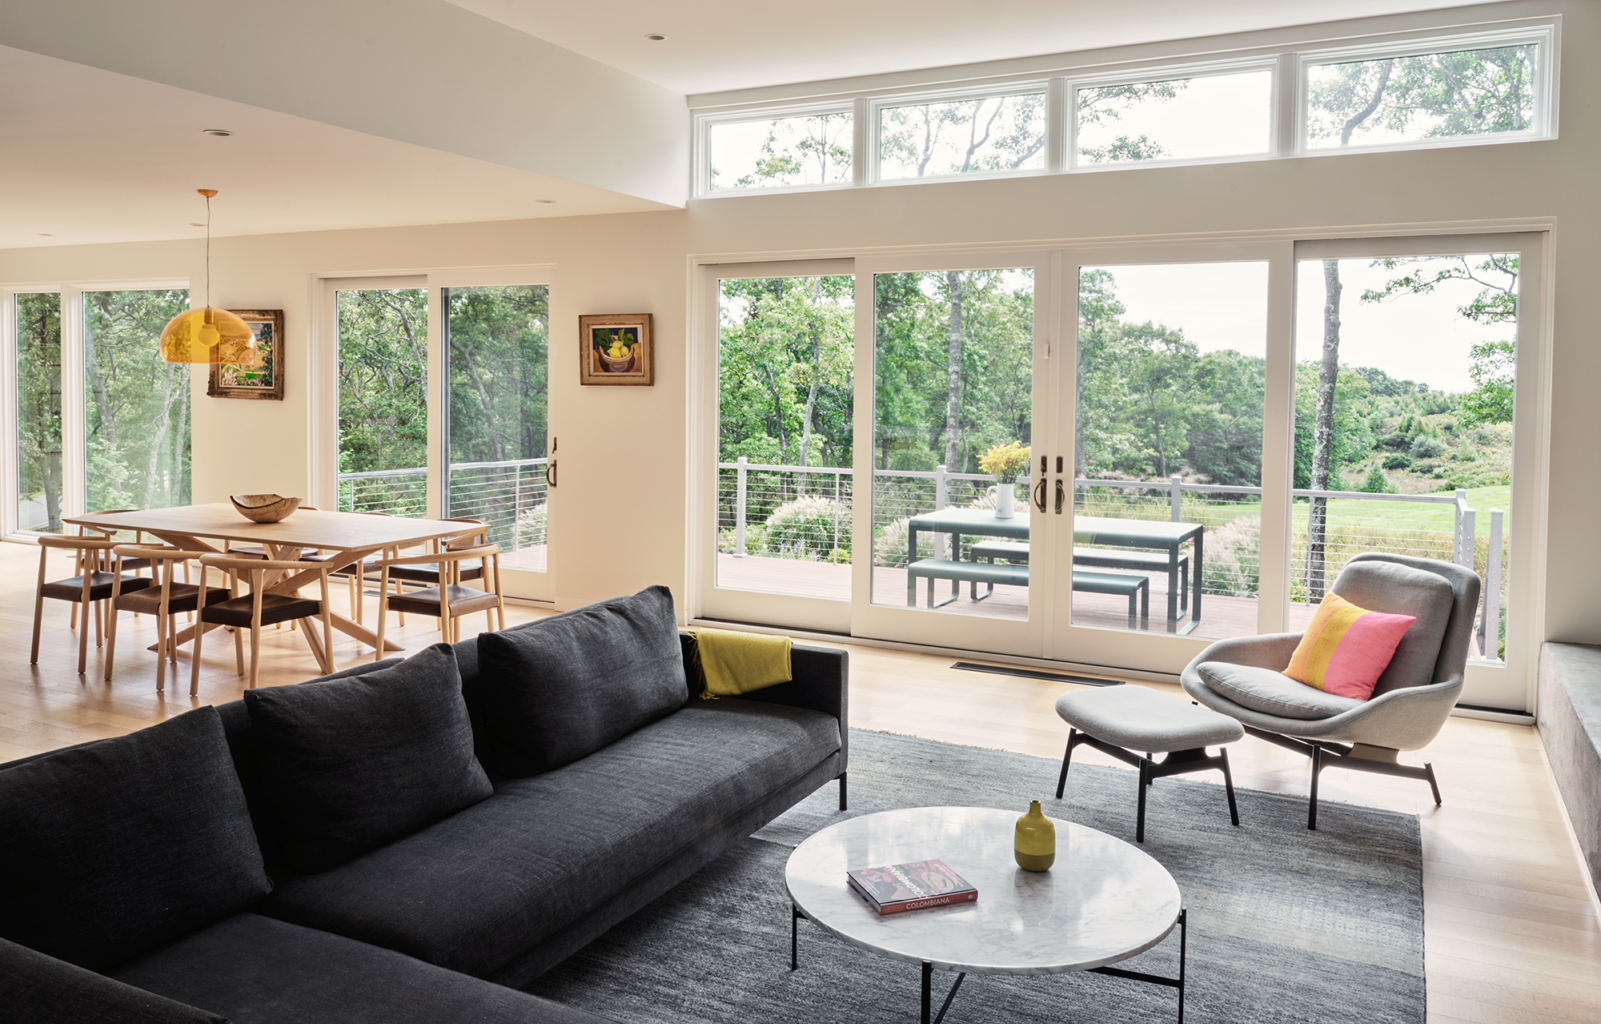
<box><xmin>204</xmin><ymin>192</ymin><xmax>212</xmax><ymax>309</ymax></box>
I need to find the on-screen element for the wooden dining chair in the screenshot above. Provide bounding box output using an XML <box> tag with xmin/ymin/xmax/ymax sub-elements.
<box><xmin>373</xmin><ymin>544</ymin><xmax>505</xmax><ymax>658</ymax></box>
<box><xmin>298</xmin><ymin>511</ymin><xmax>406</xmax><ymax>626</ymax></box>
<box><xmin>105</xmin><ymin>547</ymin><xmax>234</xmax><ymax>692</ymax></box>
<box><xmin>30</xmin><ymin>536</ymin><xmax>152</xmax><ymax>674</ymax></box>
<box><xmin>71</xmin><ymin>509</ymin><xmax>166</xmax><ymax>630</ymax></box>
<box><xmin>384</xmin><ymin>519</ymin><xmax>504</xmax><ymax>634</ymax></box>
<box><xmin>193</xmin><ymin>555</ymin><xmax>335</xmax><ymax>693</ymax></box>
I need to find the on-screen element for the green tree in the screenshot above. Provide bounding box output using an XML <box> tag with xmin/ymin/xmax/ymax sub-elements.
<box><xmin>1075</xmin><ymin>81</ymin><xmax>1188</xmax><ymax>163</ymax></box>
<box><xmin>1457</xmin><ymin>339</ymin><xmax>1515</xmax><ymax>426</ymax></box>
<box><xmin>16</xmin><ymin>294</ymin><xmax>63</xmax><ymax>530</ymax></box>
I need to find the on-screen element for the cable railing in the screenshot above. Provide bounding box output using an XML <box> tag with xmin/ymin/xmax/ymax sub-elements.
<box><xmin>337</xmin><ymin>458</ymin><xmax>549</xmax><ymax>570</ymax></box>
<box><xmin>717</xmin><ymin>459</ymin><xmax>1507</xmax><ymax>661</ymax></box>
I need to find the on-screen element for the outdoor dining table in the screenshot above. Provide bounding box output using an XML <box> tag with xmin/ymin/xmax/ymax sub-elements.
<box><xmin>906</xmin><ymin>507</ymin><xmax>1204</xmax><ymax>633</ymax></box>
<box><xmin>63</xmin><ymin>504</ymin><xmax>473</xmax><ymax>655</ymax></box>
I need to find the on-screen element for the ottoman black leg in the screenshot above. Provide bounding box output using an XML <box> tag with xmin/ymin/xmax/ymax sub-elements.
<box><xmin>1221</xmin><ymin>748</ymin><xmax>1239</xmax><ymax>826</ymax></box>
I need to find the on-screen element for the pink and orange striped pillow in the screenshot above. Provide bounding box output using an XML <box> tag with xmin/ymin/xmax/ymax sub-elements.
<box><xmin>1284</xmin><ymin>593</ymin><xmax>1415</xmax><ymax>700</ymax></box>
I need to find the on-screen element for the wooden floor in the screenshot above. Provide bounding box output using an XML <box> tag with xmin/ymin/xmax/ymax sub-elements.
<box><xmin>2</xmin><ymin>539</ymin><xmax>1594</xmax><ymax>1022</ymax></box>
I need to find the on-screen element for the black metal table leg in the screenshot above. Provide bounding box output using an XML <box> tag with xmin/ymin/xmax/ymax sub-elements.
<box><xmin>791</xmin><ymin>905</ymin><xmax>801</xmax><ymax>971</ymax></box>
<box><xmin>921</xmin><ymin>961</ymin><xmax>931</xmax><ymax>1024</ymax></box>
<box><xmin>1087</xmin><ymin>907</ymin><xmax>1187</xmax><ymax>1023</ymax></box>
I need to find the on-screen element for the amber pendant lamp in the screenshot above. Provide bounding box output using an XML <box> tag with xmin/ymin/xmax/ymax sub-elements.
<box><xmin>159</xmin><ymin>189</ymin><xmax>260</xmax><ymax>366</ymax></box>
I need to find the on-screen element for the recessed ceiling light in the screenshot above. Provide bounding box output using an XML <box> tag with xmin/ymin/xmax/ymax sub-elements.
<box><xmin>536</xmin><ymin>199</ymin><xmax>557</xmax><ymax>204</ymax></box>
<box><xmin>38</xmin><ymin>233</ymin><xmax>53</xmax><ymax>237</ymax></box>
<box><xmin>645</xmin><ymin>33</ymin><xmax>666</xmax><ymax>41</ymax></box>
<box><xmin>190</xmin><ymin>222</ymin><xmax>206</xmax><ymax>227</ymax></box>
<box><xmin>201</xmin><ymin>128</ymin><xmax>234</xmax><ymax>137</ymax></box>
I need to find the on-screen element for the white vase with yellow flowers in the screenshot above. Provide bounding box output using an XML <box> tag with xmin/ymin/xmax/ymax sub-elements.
<box><xmin>978</xmin><ymin>441</ymin><xmax>1031</xmax><ymax>520</ymax></box>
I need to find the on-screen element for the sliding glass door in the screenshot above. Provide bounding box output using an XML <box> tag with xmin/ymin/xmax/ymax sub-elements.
<box><xmin>692</xmin><ymin>232</ymin><xmax>1543</xmax><ymax>709</ymax></box>
<box><xmin>319</xmin><ymin>270</ymin><xmax>554</xmax><ymax>601</ymax></box>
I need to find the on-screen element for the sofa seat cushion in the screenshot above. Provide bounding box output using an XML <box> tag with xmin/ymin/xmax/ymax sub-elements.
<box><xmin>0</xmin><ymin>706</ymin><xmax>271</xmax><ymax>972</ymax></box>
<box><xmin>1198</xmin><ymin>662</ymin><xmax>1367</xmax><ymax>720</ymax></box>
<box><xmin>111</xmin><ymin>913</ymin><xmax>609</xmax><ymax>1024</ymax></box>
<box><xmin>261</xmin><ymin>699</ymin><xmax>841</xmax><ymax>978</ymax></box>
<box><xmin>0</xmin><ymin>936</ymin><xmax>227</xmax><ymax>1024</ymax></box>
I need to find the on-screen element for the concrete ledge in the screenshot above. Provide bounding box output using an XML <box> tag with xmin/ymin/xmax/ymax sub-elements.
<box><xmin>1538</xmin><ymin>642</ymin><xmax>1601</xmax><ymax>896</ymax></box>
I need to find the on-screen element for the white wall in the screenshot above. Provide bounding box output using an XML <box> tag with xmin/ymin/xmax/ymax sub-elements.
<box><xmin>3</xmin><ymin>1</ymin><xmax>1598</xmax><ymax>642</ymax></box>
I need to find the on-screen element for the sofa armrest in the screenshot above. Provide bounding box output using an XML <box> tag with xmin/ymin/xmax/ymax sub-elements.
<box><xmin>0</xmin><ymin>936</ymin><xmax>228</xmax><ymax>1024</ymax></box>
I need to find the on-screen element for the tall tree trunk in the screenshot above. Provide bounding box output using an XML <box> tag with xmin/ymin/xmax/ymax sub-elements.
<box><xmin>796</xmin><ymin>279</ymin><xmax>824</xmax><ymax>495</ymax></box>
<box><xmin>1308</xmin><ymin>260</ymin><xmax>1343</xmax><ymax>601</ymax></box>
<box><xmin>943</xmin><ymin>272</ymin><xmax>965</xmax><ymax>472</ymax></box>
<box><xmin>43</xmin><ymin>453</ymin><xmax>62</xmax><ymax>532</ymax></box>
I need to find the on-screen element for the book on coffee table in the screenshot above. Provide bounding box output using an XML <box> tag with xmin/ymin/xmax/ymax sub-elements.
<box><xmin>846</xmin><ymin>859</ymin><xmax>978</xmax><ymax>915</ymax></box>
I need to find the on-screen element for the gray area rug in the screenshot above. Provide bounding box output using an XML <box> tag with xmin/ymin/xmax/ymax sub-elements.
<box><xmin>527</xmin><ymin>729</ymin><xmax>1424</xmax><ymax>1023</ymax></box>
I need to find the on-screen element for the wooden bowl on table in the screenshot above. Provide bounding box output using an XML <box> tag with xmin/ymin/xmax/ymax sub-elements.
<box><xmin>230</xmin><ymin>494</ymin><xmax>302</xmax><ymax>523</ymax></box>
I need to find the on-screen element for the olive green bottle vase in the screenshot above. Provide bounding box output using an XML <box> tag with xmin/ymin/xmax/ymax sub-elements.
<box><xmin>1014</xmin><ymin>800</ymin><xmax>1056</xmax><ymax>871</ymax></box>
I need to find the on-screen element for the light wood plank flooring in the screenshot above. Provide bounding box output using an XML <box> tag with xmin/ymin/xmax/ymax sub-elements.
<box><xmin>1</xmin><ymin>539</ymin><xmax>1594</xmax><ymax>1022</ymax></box>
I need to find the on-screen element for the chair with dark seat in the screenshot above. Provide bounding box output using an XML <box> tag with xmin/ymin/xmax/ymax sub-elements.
<box><xmin>192</xmin><ymin>555</ymin><xmax>335</xmax><ymax>692</ymax></box>
<box><xmin>104</xmin><ymin>546</ymin><xmax>234</xmax><ymax>691</ymax></box>
<box><xmin>383</xmin><ymin>518</ymin><xmax>503</xmax><ymax>635</ymax></box>
<box><xmin>1181</xmin><ymin>552</ymin><xmax>1480</xmax><ymax>829</ymax></box>
<box><xmin>30</xmin><ymin>535</ymin><xmax>152</xmax><ymax>674</ymax></box>
<box><xmin>373</xmin><ymin>544</ymin><xmax>505</xmax><ymax>655</ymax></box>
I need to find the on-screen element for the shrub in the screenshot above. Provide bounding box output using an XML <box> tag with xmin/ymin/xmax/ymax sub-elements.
<box><xmin>1409</xmin><ymin>435</ymin><xmax>1447</xmax><ymax>460</ymax></box>
<box><xmin>765</xmin><ymin>495</ymin><xmax>850</xmax><ymax>561</ymax></box>
<box><xmin>1382</xmin><ymin>453</ymin><xmax>1412</xmax><ymax>470</ymax></box>
<box><xmin>874</xmin><ymin>516</ymin><xmax>933</xmax><ymax>568</ymax></box>
<box><xmin>717</xmin><ymin>522</ymin><xmax>768</xmax><ymax>555</ymax></box>
<box><xmin>1203</xmin><ymin>516</ymin><xmax>1260</xmax><ymax>598</ymax></box>
<box><xmin>1359</xmin><ymin>465</ymin><xmax>1393</xmax><ymax>493</ymax></box>
<box><xmin>515</xmin><ymin>504</ymin><xmax>546</xmax><ymax>547</ymax></box>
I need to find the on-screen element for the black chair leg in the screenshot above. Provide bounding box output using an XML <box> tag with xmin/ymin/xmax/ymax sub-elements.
<box><xmin>1055</xmin><ymin>730</ymin><xmax>1076</xmax><ymax>799</ymax></box>
<box><xmin>1308</xmin><ymin>745</ymin><xmax>1323</xmax><ymax>831</ymax></box>
<box><xmin>1221</xmin><ymin>747</ymin><xmax>1240</xmax><ymax>826</ymax></box>
<box><xmin>1136</xmin><ymin>758</ymin><xmax>1150</xmax><ymax>843</ymax></box>
<box><xmin>838</xmin><ymin>772</ymin><xmax>848</xmax><ymax>811</ymax></box>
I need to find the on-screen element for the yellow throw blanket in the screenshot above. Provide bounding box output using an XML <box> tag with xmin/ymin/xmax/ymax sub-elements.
<box><xmin>688</xmin><ymin>627</ymin><xmax>792</xmax><ymax>699</ymax></box>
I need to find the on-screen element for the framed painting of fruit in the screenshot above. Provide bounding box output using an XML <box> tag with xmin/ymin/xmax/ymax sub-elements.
<box><xmin>579</xmin><ymin>313</ymin><xmax>654</xmax><ymax>386</ymax></box>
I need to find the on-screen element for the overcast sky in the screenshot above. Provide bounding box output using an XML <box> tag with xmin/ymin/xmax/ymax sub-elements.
<box><xmin>1097</xmin><ymin>256</ymin><xmax>1517</xmax><ymax>394</ymax></box>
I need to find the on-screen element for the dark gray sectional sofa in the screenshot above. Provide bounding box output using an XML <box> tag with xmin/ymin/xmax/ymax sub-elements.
<box><xmin>0</xmin><ymin>587</ymin><xmax>847</xmax><ymax>1023</ymax></box>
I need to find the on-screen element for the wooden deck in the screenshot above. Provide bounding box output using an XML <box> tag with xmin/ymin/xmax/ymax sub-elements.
<box><xmin>716</xmin><ymin>553</ymin><xmax>1263</xmax><ymax>638</ymax></box>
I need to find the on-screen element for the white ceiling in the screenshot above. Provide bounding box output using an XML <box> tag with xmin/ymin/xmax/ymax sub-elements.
<box><xmin>0</xmin><ymin>45</ymin><xmax>668</xmax><ymax>251</ymax></box>
<box><xmin>444</xmin><ymin>0</ymin><xmax>1489</xmax><ymax>95</ymax></box>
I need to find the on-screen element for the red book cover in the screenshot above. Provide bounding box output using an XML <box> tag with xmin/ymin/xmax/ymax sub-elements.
<box><xmin>846</xmin><ymin>859</ymin><xmax>978</xmax><ymax>915</ymax></box>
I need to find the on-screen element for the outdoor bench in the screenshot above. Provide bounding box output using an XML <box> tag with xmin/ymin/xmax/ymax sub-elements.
<box><xmin>906</xmin><ymin>557</ymin><xmax>1149</xmax><ymax>628</ymax></box>
<box><xmin>970</xmin><ymin>540</ymin><xmax>1189</xmax><ymax>614</ymax></box>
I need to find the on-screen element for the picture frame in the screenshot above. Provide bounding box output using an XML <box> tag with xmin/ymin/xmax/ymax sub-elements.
<box><xmin>207</xmin><ymin>309</ymin><xmax>284</xmax><ymax>401</ymax></box>
<box><xmin>579</xmin><ymin>313</ymin><xmax>653</xmax><ymax>386</ymax></box>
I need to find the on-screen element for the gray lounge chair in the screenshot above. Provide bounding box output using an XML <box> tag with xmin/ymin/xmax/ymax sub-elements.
<box><xmin>1180</xmin><ymin>552</ymin><xmax>1481</xmax><ymax>829</ymax></box>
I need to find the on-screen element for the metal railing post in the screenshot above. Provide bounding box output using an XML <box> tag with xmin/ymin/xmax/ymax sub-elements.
<box><xmin>734</xmin><ymin>457</ymin><xmax>748</xmax><ymax>558</ymax></box>
<box><xmin>1453</xmin><ymin>489</ymin><xmax>1468</xmax><ymax>566</ymax></box>
<box><xmin>833</xmin><ymin>470</ymin><xmax>841</xmax><ymax>558</ymax></box>
<box><xmin>1170</xmin><ymin>474</ymin><xmax>1183</xmax><ymax>522</ymax></box>
<box><xmin>1481</xmin><ymin>509</ymin><xmax>1503</xmax><ymax>661</ymax></box>
<box><xmin>934</xmin><ymin>465</ymin><xmax>948</xmax><ymax>560</ymax></box>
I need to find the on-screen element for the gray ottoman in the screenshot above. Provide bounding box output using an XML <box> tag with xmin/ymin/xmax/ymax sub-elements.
<box><xmin>1054</xmin><ymin>684</ymin><xmax>1245</xmax><ymax>842</ymax></box>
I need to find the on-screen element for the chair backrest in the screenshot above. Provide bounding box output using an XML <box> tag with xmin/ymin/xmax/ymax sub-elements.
<box><xmin>1332</xmin><ymin>552</ymin><xmax>1482</xmax><ymax>695</ymax></box>
<box><xmin>38</xmin><ymin>534</ymin><xmax>120</xmax><ymax>573</ymax></box>
<box><xmin>112</xmin><ymin>545</ymin><xmax>204</xmax><ymax>587</ymax></box>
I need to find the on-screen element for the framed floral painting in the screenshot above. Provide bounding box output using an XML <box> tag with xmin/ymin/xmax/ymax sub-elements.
<box><xmin>207</xmin><ymin>309</ymin><xmax>284</xmax><ymax>400</ymax></box>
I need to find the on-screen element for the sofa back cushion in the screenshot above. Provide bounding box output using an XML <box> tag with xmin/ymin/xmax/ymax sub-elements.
<box><xmin>1331</xmin><ymin>559</ymin><xmax>1456</xmax><ymax>696</ymax></box>
<box><xmin>477</xmin><ymin>585</ymin><xmax>688</xmax><ymax>776</ymax></box>
<box><xmin>244</xmin><ymin>643</ymin><xmax>493</xmax><ymax>873</ymax></box>
<box><xmin>0</xmin><ymin>706</ymin><xmax>270</xmax><ymax>971</ymax></box>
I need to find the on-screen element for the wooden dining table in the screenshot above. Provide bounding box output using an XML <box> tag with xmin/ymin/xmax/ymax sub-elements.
<box><xmin>64</xmin><ymin>504</ymin><xmax>474</xmax><ymax>655</ymax></box>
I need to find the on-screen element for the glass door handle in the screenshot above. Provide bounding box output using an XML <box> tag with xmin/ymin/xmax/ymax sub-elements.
<box><xmin>1054</xmin><ymin>479</ymin><xmax>1065</xmax><ymax>514</ymax></box>
<box><xmin>1032</xmin><ymin>478</ymin><xmax>1047</xmax><ymax>513</ymax></box>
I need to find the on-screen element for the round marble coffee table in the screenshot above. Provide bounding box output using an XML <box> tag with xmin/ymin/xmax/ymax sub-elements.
<box><xmin>784</xmin><ymin>806</ymin><xmax>1186</xmax><ymax>1023</ymax></box>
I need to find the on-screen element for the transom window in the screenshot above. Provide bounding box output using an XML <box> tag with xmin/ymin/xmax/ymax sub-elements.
<box><xmin>692</xmin><ymin>23</ymin><xmax>1556</xmax><ymax>196</ymax></box>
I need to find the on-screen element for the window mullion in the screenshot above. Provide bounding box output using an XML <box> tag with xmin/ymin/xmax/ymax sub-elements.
<box><xmin>1046</xmin><ymin>78</ymin><xmax>1067</xmax><ymax>174</ymax></box>
<box><xmin>1275</xmin><ymin>53</ymin><xmax>1298</xmax><ymax>158</ymax></box>
<box><xmin>59</xmin><ymin>287</ymin><xmax>86</xmax><ymax>520</ymax></box>
<box><xmin>853</xmin><ymin>97</ymin><xmax>870</xmax><ymax>186</ymax></box>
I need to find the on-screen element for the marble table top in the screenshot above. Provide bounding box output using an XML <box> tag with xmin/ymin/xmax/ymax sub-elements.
<box><xmin>784</xmin><ymin>806</ymin><xmax>1181</xmax><ymax>975</ymax></box>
